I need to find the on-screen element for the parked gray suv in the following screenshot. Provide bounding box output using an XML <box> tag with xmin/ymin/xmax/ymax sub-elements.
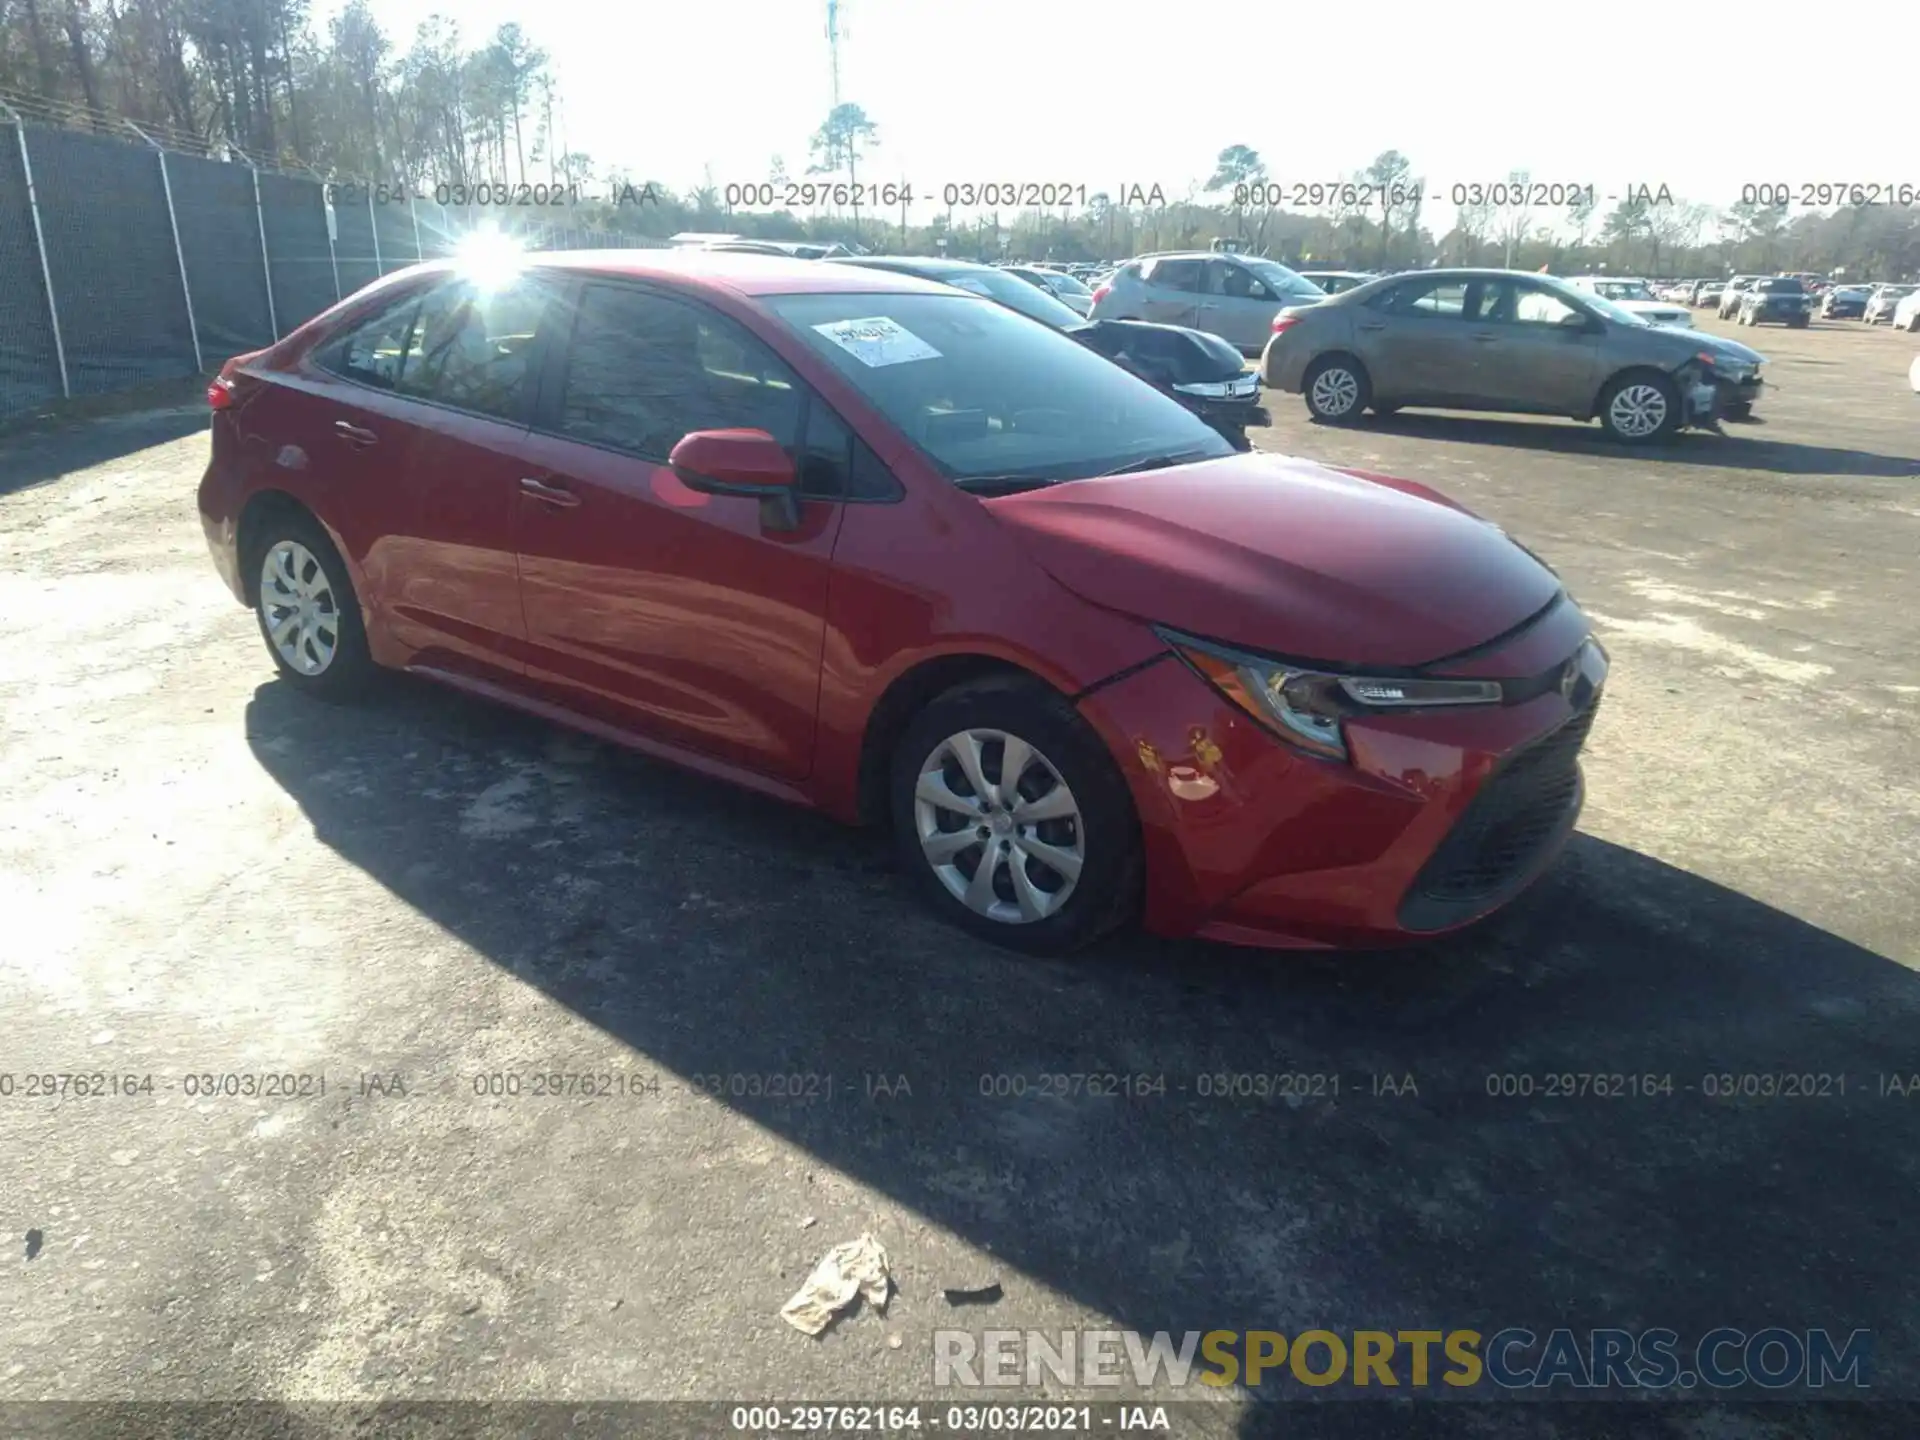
<box><xmin>1260</xmin><ymin>268</ymin><xmax>1767</xmax><ymax>443</ymax></box>
<box><xmin>1090</xmin><ymin>252</ymin><xmax>1327</xmax><ymax>353</ymax></box>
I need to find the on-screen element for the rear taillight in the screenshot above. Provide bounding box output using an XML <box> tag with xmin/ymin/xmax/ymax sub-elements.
<box><xmin>1091</xmin><ymin>284</ymin><xmax>1111</xmax><ymax>305</ymax></box>
<box><xmin>1272</xmin><ymin>316</ymin><xmax>1301</xmax><ymax>336</ymax></box>
<box><xmin>207</xmin><ymin>352</ymin><xmax>251</xmax><ymax>411</ymax></box>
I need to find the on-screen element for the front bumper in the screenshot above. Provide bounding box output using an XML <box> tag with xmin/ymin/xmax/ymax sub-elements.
<box><xmin>1074</xmin><ymin>601</ymin><xmax>1601</xmax><ymax>949</ymax></box>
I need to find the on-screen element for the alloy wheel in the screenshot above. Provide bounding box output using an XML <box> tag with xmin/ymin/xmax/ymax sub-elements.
<box><xmin>912</xmin><ymin>728</ymin><xmax>1085</xmax><ymax>924</ymax></box>
<box><xmin>260</xmin><ymin>540</ymin><xmax>341</xmax><ymax>676</ymax></box>
<box><xmin>1607</xmin><ymin>384</ymin><xmax>1668</xmax><ymax>439</ymax></box>
<box><xmin>1310</xmin><ymin>367</ymin><xmax>1359</xmax><ymax>417</ymax></box>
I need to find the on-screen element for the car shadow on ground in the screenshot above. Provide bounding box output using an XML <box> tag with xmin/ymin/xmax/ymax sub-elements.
<box><xmin>1299</xmin><ymin>412</ymin><xmax>1919</xmax><ymax>479</ymax></box>
<box><xmin>244</xmin><ymin>675</ymin><xmax>1920</xmax><ymax>1433</ymax></box>
<box><xmin>0</xmin><ymin>404</ymin><xmax>209</xmax><ymax>499</ymax></box>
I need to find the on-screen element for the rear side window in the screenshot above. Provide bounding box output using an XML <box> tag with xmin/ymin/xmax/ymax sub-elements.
<box><xmin>1147</xmin><ymin>258</ymin><xmax>1204</xmax><ymax>292</ymax></box>
<box><xmin>554</xmin><ymin>284</ymin><xmax>803</xmax><ymax>459</ymax></box>
<box><xmin>322</xmin><ymin>278</ymin><xmax>547</xmax><ymax>423</ymax></box>
<box><xmin>1379</xmin><ymin>280</ymin><xmax>1470</xmax><ymax>317</ymax></box>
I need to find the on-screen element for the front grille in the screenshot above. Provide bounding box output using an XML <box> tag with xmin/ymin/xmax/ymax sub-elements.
<box><xmin>1399</xmin><ymin>701</ymin><xmax>1598</xmax><ymax>931</ymax></box>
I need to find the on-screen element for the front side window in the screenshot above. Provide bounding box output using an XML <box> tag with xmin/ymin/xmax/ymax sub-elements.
<box><xmin>554</xmin><ymin>283</ymin><xmax>802</xmax><ymax>460</ymax></box>
<box><xmin>762</xmin><ymin>291</ymin><xmax>1230</xmax><ymax>486</ymax></box>
<box><xmin>1212</xmin><ymin>262</ymin><xmax>1274</xmax><ymax>301</ymax></box>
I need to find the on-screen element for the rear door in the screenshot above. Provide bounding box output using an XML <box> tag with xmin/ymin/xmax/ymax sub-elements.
<box><xmin>511</xmin><ymin>279</ymin><xmax>857</xmax><ymax>782</ymax></box>
<box><xmin>1135</xmin><ymin>258</ymin><xmax>1205</xmax><ymax>326</ymax></box>
<box><xmin>1353</xmin><ymin>278</ymin><xmax>1482</xmax><ymax>403</ymax></box>
<box><xmin>268</xmin><ymin>273</ymin><xmax>554</xmax><ymax>686</ymax></box>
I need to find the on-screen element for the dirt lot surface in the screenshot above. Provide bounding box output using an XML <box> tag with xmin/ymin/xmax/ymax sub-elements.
<box><xmin>2</xmin><ymin>313</ymin><xmax>1917</xmax><ymax>1436</ymax></box>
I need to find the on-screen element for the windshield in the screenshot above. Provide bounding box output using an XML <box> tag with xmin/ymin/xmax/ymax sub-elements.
<box><xmin>1593</xmin><ymin>281</ymin><xmax>1655</xmax><ymax>301</ymax></box>
<box><xmin>1045</xmin><ymin>271</ymin><xmax>1093</xmax><ymax>297</ymax></box>
<box><xmin>1759</xmin><ymin>278</ymin><xmax>1803</xmax><ymax>293</ymax></box>
<box><xmin>1242</xmin><ymin>258</ymin><xmax>1326</xmax><ymax>298</ymax></box>
<box><xmin>761</xmin><ymin>291</ymin><xmax>1232</xmax><ymax>486</ymax></box>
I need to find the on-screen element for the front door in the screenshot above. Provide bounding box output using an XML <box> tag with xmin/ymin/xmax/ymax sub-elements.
<box><xmin>1195</xmin><ymin>258</ymin><xmax>1279</xmax><ymax>350</ymax></box>
<box><xmin>1466</xmin><ymin>279</ymin><xmax>1604</xmax><ymax>413</ymax></box>
<box><xmin>511</xmin><ymin>280</ymin><xmax>847</xmax><ymax>782</ymax></box>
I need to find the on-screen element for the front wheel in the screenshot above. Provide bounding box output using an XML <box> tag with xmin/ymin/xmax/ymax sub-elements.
<box><xmin>1598</xmin><ymin>372</ymin><xmax>1682</xmax><ymax>444</ymax></box>
<box><xmin>889</xmin><ymin>677</ymin><xmax>1142</xmax><ymax>956</ymax></box>
<box><xmin>248</xmin><ymin>510</ymin><xmax>376</xmax><ymax>700</ymax></box>
<box><xmin>1302</xmin><ymin>355</ymin><xmax>1371</xmax><ymax>423</ymax></box>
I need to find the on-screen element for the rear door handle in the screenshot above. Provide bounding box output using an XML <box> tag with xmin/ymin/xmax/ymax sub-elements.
<box><xmin>519</xmin><ymin>476</ymin><xmax>581</xmax><ymax>508</ymax></box>
<box><xmin>333</xmin><ymin>420</ymin><xmax>378</xmax><ymax>446</ymax></box>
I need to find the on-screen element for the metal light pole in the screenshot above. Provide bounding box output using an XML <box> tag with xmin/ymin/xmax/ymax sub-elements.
<box><xmin>1</xmin><ymin>100</ymin><xmax>71</xmax><ymax>397</ymax></box>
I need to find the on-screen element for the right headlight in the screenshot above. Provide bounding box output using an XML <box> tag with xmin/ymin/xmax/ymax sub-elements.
<box><xmin>1160</xmin><ymin>631</ymin><xmax>1502</xmax><ymax>763</ymax></box>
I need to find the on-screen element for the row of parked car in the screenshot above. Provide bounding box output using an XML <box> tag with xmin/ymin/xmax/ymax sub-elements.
<box><xmin>1648</xmin><ymin>274</ymin><xmax>1919</xmax><ymax>329</ymax></box>
<box><xmin>698</xmin><ymin>240</ymin><xmax>1917</xmax><ymax>447</ymax></box>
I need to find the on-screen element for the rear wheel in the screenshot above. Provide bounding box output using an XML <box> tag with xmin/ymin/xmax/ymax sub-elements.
<box><xmin>1302</xmin><ymin>354</ymin><xmax>1370</xmax><ymax>423</ymax></box>
<box><xmin>247</xmin><ymin>509</ymin><xmax>376</xmax><ymax>701</ymax></box>
<box><xmin>889</xmin><ymin>677</ymin><xmax>1141</xmax><ymax>956</ymax></box>
<box><xmin>1598</xmin><ymin>372</ymin><xmax>1682</xmax><ymax>444</ymax></box>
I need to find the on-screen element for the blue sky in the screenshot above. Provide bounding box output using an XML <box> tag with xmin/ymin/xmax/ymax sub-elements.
<box><xmin>320</xmin><ymin>0</ymin><xmax>1912</xmax><ymax>231</ymax></box>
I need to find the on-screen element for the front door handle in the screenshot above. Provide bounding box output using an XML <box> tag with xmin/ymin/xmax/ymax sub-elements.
<box><xmin>1357</xmin><ymin>321</ymin><xmax>1386</xmax><ymax>332</ymax></box>
<box><xmin>333</xmin><ymin>420</ymin><xmax>378</xmax><ymax>446</ymax></box>
<box><xmin>519</xmin><ymin>476</ymin><xmax>581</xmax><ymax>508</ymax></box>
<box><xmin>1470</xmin><ymin>332</ymin><xmax>1499</xmax><ymax>343</ymax></box>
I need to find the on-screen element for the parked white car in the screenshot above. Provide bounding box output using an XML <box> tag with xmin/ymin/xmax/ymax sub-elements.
<box><xmin>1564</xmin><ymin>276</ymin><xmax>1694</xmax><ymax>328</ymax></box>
<box><xmin>1891</xmin><ymin>289</ymin><xmax>1920</xmax><ymax>332</ymax></box>
<box><xmin>1863</xmin><ymin>284</ymin><xmax>1915</xmax><ymax>325</ymax></box>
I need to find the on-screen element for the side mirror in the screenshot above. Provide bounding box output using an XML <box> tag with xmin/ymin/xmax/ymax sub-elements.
<box><xmin>668</xmin><ymin>429</ymin><xmax>801</xmax><ymax>531</ymax></box>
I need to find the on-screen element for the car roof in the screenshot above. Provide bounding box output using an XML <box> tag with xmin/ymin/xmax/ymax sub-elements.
<box><xmin>443</xmin><ymin>248</ymin><xmax>951</xmax><ymax>297</ymax></box>
<box><xmin>831</xmin><ymin>255</ymin><xmax>1002</xmax><ymax>278</ymax></box>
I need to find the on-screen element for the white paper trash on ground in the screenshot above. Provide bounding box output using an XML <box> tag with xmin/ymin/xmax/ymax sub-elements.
<box><xmin>780</xmin><ymin>1232</ymin><xmax>892</xmax><ymax>1336</ymax></box>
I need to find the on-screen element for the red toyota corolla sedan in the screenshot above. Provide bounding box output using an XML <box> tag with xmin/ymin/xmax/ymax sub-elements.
<box><xmin>198</xmin><ymin>247</ymin><xmax>1607</xmax><ymax>955</ymax></box>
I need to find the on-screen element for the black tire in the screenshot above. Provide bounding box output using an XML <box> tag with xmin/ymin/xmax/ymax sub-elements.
<box><xmin>245</xmin><ymin>507</ymin><xmax>377</xmax><ymax>701</ymax></box>
<box><xmin>1789</xmin><ymin>316</ymin><xmax>1809</xmax><ymax>329</ymax></box>
<box><xmin>1597</xmin><ymin>371</ymin><xmax>1683</xmax><ymax>445</ymax></box>
<box><xmin>1301</xmin><ymin>353</ymin><xmax>1371</xmax><ymax>424</ymax></box>
<box><xmin>888</xmin><ymin>675</ymin><xmax>1142</xmax><ymax>956</ymax></box>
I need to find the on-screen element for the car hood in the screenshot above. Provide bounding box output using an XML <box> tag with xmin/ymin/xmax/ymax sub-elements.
<box><xmin>1689</xmin><ymin>330</ymin><xmax>1765</xmax><ymax>365</ymax></box>
<box><xmin>984</xmin><ymin>451</ymin><xmax>1563</xmax><ymax>669</ymax></box>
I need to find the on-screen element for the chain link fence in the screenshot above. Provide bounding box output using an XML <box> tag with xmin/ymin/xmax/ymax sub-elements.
<box><xmin>0</xmin><ymin>103</ymin><xmax>669</xmax><ymax>424</ymax></box>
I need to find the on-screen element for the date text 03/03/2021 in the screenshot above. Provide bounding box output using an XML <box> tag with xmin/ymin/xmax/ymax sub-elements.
<box><xmin>323</xmin><ymin>180</ymin><xmax>662</xmax><ymax>208</ymax></box>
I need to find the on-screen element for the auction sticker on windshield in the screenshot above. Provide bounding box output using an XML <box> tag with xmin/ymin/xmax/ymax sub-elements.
<box><xmin>813</xmin><ymin>316</ymin><xmax>942</xmax><ymax>367</ymax></box>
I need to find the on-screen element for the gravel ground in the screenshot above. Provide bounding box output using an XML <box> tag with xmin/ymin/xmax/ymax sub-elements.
<box><xmin>2</xmin><ymin>313</ymin><xmax>1917</xmax><ymax>1438</ymax></box>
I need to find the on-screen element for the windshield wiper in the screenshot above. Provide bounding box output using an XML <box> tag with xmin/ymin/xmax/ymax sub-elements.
<box><xmin>951</xmin><ymin>475</ymin><xmax>1059</xmax><ymax>496</ymax></box>
<box><xmin>1095</xmin><ymin>447</ymin><xmax>1218</xmax><ymax>478</ymax></box>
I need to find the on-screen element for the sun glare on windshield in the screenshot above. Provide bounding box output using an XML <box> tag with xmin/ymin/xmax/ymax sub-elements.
<box><xmin>452</xmin><ymin>227</ymin><xmax>526</xmax><ymax>293</ymax></box>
